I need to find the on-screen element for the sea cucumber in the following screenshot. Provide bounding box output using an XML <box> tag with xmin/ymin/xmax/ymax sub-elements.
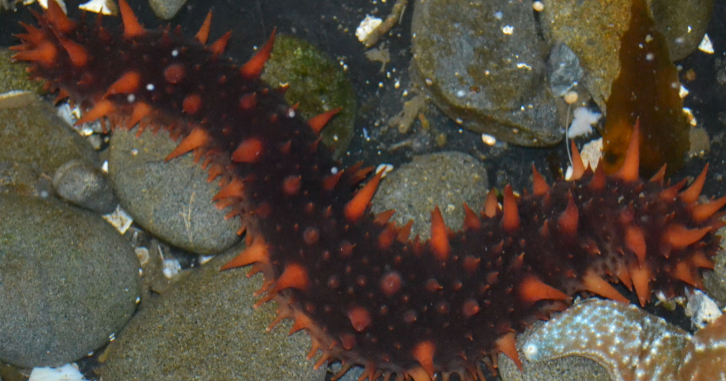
<box><xmin>11</xmin><ymin>1</ymin><xmax>726</xmax><ymax>380</ymax></box>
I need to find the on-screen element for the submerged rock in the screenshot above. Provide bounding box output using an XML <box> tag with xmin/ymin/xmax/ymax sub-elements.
<box><xmin>411</xmin><ymin>0</ymin><xmax>561</xmax><ymax>147</ymax></box>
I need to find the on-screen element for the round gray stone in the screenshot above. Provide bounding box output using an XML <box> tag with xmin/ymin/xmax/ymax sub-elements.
<box><xmin>371</xmin><ymin>151</ymin><xmax>488</xmax><ymax>240</ymax></box>
<box><xmin>97</xmin><ymin>247</ymin><xmax>326</xmax><ymax>381</ymax></box>
<box><xmin>107</xmin><ymin>127</ymin><xmax>241</xmax><ymax>255</ymax></box>
<box><xmin>53</xmin><ymin>159</ymin><xmax>117</xmax><ymax>214</ymax></box>
<box><xmin>0</xmin><ymin>194</ymin><xmax>140</xmax><ymax>368</ymax></box>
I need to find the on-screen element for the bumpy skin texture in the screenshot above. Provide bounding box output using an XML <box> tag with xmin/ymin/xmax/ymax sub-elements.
<box><xmin>11</xmin><ymin>2</ymin><xmax>725</xmax><ymax>380</ymax></box>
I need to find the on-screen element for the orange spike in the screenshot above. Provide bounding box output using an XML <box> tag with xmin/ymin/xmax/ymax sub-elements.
<box><xmin>282</xmin><ymin>175</ymin><xmax>301</xmax><ymax>196</ymax></box>
<box><xmin>519</xmin><ymin>276</ymin><xmax>570</xmax><ymax>304</ymax></box>
<box><xmin>629</xmin><ymin>263</ymin><xmax>651</xmax><ymax>307</ymax></box>
<box><xmin>484</xmin><ymin>189</ymin><xmax>499</xmax><ymax>218</ymax></box>
<box><xmin>625</xmin><ymin>225</ymin><xmax>647</xmax><ymax>265</ymax></box>
<box><xmin>273</xmin><ymin>263</ymin><xmax>310</xmax><ymax>292</ymax></box>
<box><xmin>679</xmin><ymin>164</ymin><xmax>709</xmax><ymax>204</ymax></box>
<box><xmin>378</xmin><ymin>224</ymin><xmax>397</xmax><ymax>249</ymax></box>
<box><xmin>323</xmin><ymin>170</ymin><xmax>344</xmax><ymax>191</ymax></box>
<box><xmin>672</xmin><ymin>262</ymin><xmax>697</xmax><ymax>286</ymax></box>
<box><xmin>496</xmin><ymin>333</ymin><xmax>522</xmax><ymax>371</ymax></box>
<box><xmin>231</xmin><ymin>138</ymin><xmax>264</xmax><ymax>163</ymax></box>
<box><xmin>659</xmin><ymin>178</ymin><xmax>688</xmax><ymax>202</ymax></box>
<box><xmin>692</xmin><ymin>196</ymin><xmax>726</xmax><ymax>222</ymax></box>
<box><xmin>209</xmin><ymin>31</ymin><xmax>231</xmax><ymax>56</ymax></box>
<box><xmin>350</xmin><ymin>166</ymin><xmax>375</xmax><ymax>185</ymax></box>
<box><xmin>557</xmin><ymin>193</ymin><xmax>579</xmax><ymax>238</ymax></box>
<box><xmin>348</xmin><ymin>306</ymin><xmax>372</xmax><ymax>332</ymax></box>
<box><xmin>309</xmin><ymin>107</ymin><xmax>342</xmax><ymax>135</ymax></box>
<box><xmin>220</xmin><ymin>239</ymin><xmax>269</xmax><ymax>270</ymax></box>
<box><xmin>118</xmin><ymin>0</ymin><xmax>146</xmax><ymax>39</ymax></box>
<box><xmin>615</xmin><ymin>260</ymin><xmax>633</xmax><ymax>290</ymax></box>
<box><xmin>502</xmin><ymin>185</ymin><xmax>520</xmax><ymax>232</ymax></box>
<box><xmin>581</xmin><ymin>271</ymin><xmax>628</xmax><ymax>303</ymax></box>
<box><xmin>75</xmin><ymin>100</ymin><xmax>115</xmax><ymax>126</ymax></box>
<box><xmin>462</xmin><ymin>203</ymin><xmax>481</xmax><ymax>230</ymax></box>
<box><xmin>213</xmin><ymin>178</ymin><xmax>245</xmax><ymax>201</ymax></box>
<box><xmin>46</xmin><ymin>0</ymin><xmax>75</xmax><ymax>33</ymax></box>
<box><xmin>127</xmin><ymin>101</ymin><xmax>152</xmax><ymax>128</ymax></box>
<box><xmin>649</xmin><ymin>164</ymin><xmax>667</xmax><ymax>184</ymax></box>
<box><xmin>569</xmin><ymin>140</ymin><xmax>585</xmax><ymax>180</ymax></box>
<box><xmin>165</xmin><ymin>128</ymin><xmax>210</xmax><ymax>161</ymax></box>
<box><xmin>58</xmin><ymin>37</ymin><xmax>88</xmax><ymax>67</ymax></box>
<box><xmin>182</xmin><ymin>93</ymin><xmax>203</xmax><ymax>114</ymax></box>
<box><xmin>374</xmin><ymin>210</ymin><xmax>396</xmax><ymax>225</ymax></box>
<box><xmin>412</xmin><ymin>341</ymin><xmax>436</xmax><ymax>379</ymax></box>
<box><xmin>18</xmin><ymin>22</ymin><xmax>46</xmax><ymax>44</ymax></box>
<box><xmin>288</xmin><ymin>311</ymin><xmax>313</xmax><ymax>335</ymax></box>
<box><xmin>531</xmin><ymin>164</ymin><xmax>549</xmax><ymax>196</ymax></box>
<box><xmin>13</xmin><ymin>41</ymin><xmax>57</xmax><ymax>67</ymax></box>
<box><xmin>397</xmin><ymin>220</ymin><xmax>414</xmax><ymax>243</ymax></box>
<box><xmin>691</xmin><ymin>251</ymin><xmax>714</xmax><ymax>270</ymax></box>
<box><xmin>430</xmin><ymin>206</ymin><xmax>450</xmax><ymax>261</ymax></box>
<box><xmin>344</xmin><ymin>170</ymin><xmax>384</xmax><ymax>223</ymax></box>
<box><xmin>106</xmin><ymin>71</ymin><xmax>141</xmax><ymax>96</ymax></box>
<box><xmin>206</xmin><ymin>163</ymin><xmax>224</xmax><ymax>182</ymax></box>
<box><xmin>240</xmin><ymin>28</ymin><xmax>277</xmax><ymax>78</ymax></box>
<box><xmin>589</xmin><ymin>159</ymin><xmax>606</xmax><ymax>190</ymax></box>
<box><xmin>615</xmin><ymin>120</ymin><xmax>640</xmax><ymax>182</ymax></box>
<box><xmin>663</xmin><ymin>224</ymin><xmax>710</xmax><ymax>249</ymax></box>
<box><xmin>194</xmin><ymin>10</ymin><xmax>213</xmax><ymax>44</ymax></box>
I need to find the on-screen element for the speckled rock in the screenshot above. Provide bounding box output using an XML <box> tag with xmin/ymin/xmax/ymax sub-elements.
<box><xmin>540</xmin><ymin>0</ymin><xmax>713</xmax><ymax>112</ymax></box>
<box><xmin>53</xmin><ymin>159</ymin><xmax>117</xmax><ymax>214</ymax></box>
<box><xmin>704</xmin><ymin>225</ymin><xmax>726</xmax><ymax>306</ymax></box>
<box><xmin>107</xmin><ymin>127</ymin><xmax>241</xmax><ymax>255</ymax></box>
<box><xmin>0</xmin><ymin>193</ymin><xmax>140</xmax><ymax>368</ymax></box>
<box><xmin>411</xmin><ymin>0</ymin><xmax>561</xmax><ymax>147</ymax></box>
<box><xmin>0</xmin><ymin>98</ymin><xmax>99</xmax><ymax>175</ymax></box>
<box><xmin>0</xmin><ymin>48</ymin><xmax>45</xmax><ymax>95</ymax></box>
<box><xmin>148</xmin><ymin>0</ymin><xmax>188</xmax><ymax>19</ymax></box>
<box><xmin>261</xmin><ymin>34</ymin><xmax>356</xmax><ymax>159</ymax></box>
<box><xmin>650</xmin><ymin>0</ymin><xmax>714</xmax><ymax>61</ymax></box>
<box><xmin>371</xmin><ymin>151</ymin><xmax>488</xmax><ymax>240</ymax></box>
<box><xmin>97</xmin><ymin>246</ymin><xmax>326</xmax><ymax>381</ymax></box>
<box><xmin>0</xmin><ymin>160</ymin><xmax>52</xmax><ymax>198</ymax></box>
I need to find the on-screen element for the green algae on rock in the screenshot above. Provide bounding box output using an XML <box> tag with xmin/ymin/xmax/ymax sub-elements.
<box><xmin>602</xmin><ymin>0</ymin><xmax>689</xmax><ymax>177</ymax></box>
<box><xmin>261</xmin><ymin>34</ymin><xmax>356</xmax><ymax>158</ymax></box>
<box><xmin>411</xmin><ymin>0</ymin><xmax>561</xmax><ymax>147</ymax></box>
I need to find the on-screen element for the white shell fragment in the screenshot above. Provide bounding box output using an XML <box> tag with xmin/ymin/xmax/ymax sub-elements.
<box><xmin>698</xmin><ymin>33</ymin><xmax>714</xmax><ymax>54</ymax></box>
<box><xmin>102</xmin><ymin>204</ymin><xmax>133</xmax><ymax>234</ymax></box>
<box><xmin>24</xmin><ymin>0</ymin><xmax>67</xmax><ymax>13</ymax></box>
<box><xmin>29</xmin><ymin>363</ymin><xmax>88</xmax><ymax>381</ymax></box>
<box><xmin>78</xmin><ymin>0</ymin><xmax>118</xmax><ymax>15</ymax></box>
<box><xmin>567</xmin><ymin>107</ymin><xmax>601</xmax><ymax>138</ymax></box>
<box><xmin>356</xmin><ymin>15</ymin><xmax>383</xmax><ymax>43</ymax></box>
<box><xmin>375</xmin><ymin>163</ymin><xmax>394</xmax><ymax>178</ymax></box>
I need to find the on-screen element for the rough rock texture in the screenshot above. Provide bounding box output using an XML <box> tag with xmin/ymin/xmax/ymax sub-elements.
<box><xmin>97</xmin><ymin>247</ymin><xmax>326</xmax><ymax>381</ymax></box>
<box><xmin>371</xmin><ymin>151</ymin><xmax>488</xmax><ymax>240</ymax></box>
<box><xmin>108</xmin><ymin>127</ymin><xmax>241</xmax><ymax>255</ymax></box>
<box><xmin>411</xmin><ymin>0</ymin><xmax>561</xmax><ymax>147</ymax></box>
<box><xmin>0</xmin><ymin>194</ymin><xmax>140</xmax><ymax>368</ymax></box>
<box><xmin>0</xmin><ymin>98</ymin><xmax>99</xmax><ymax>175</ymax></box>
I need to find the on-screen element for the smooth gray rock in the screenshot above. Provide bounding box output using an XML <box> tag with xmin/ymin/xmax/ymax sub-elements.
<box><xmin>411</xmin><ymin>0</ymin><xmax>561</xmax><ymax>147</ymax></box>
<box><xmin>53</xmin><ymin>159</ymin><xmax>117</xmax><ymax>214</ymax></box>
<box><xmin>0</xmin><ymin>194</ymin><xmax>140</xmax><ymax>368</ymax></box>
<box><xmin>107</xmin><ymin>127</ymin><xmax>241</xmax><ymax>255</ymax></box>
<box><xmin>371</xmin><ymin>152</ymin><xmax>488</xmax><ymax>240</ymax></box>
<box><xmin>0</xmin><ymin>98</ymin><xmax>100</xmax><ymax>175</ymax></box>
<box><xmin>97</xmin><ymin>247</ymin><xmax>326</xmax><ymax>381</ymax></box>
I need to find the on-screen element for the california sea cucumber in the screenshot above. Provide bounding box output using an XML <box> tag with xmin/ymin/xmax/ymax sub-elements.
<box><xmin>11</xmin><ymin>1</ymin><xmax>726</xmax><ymax>380</ymax></box>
